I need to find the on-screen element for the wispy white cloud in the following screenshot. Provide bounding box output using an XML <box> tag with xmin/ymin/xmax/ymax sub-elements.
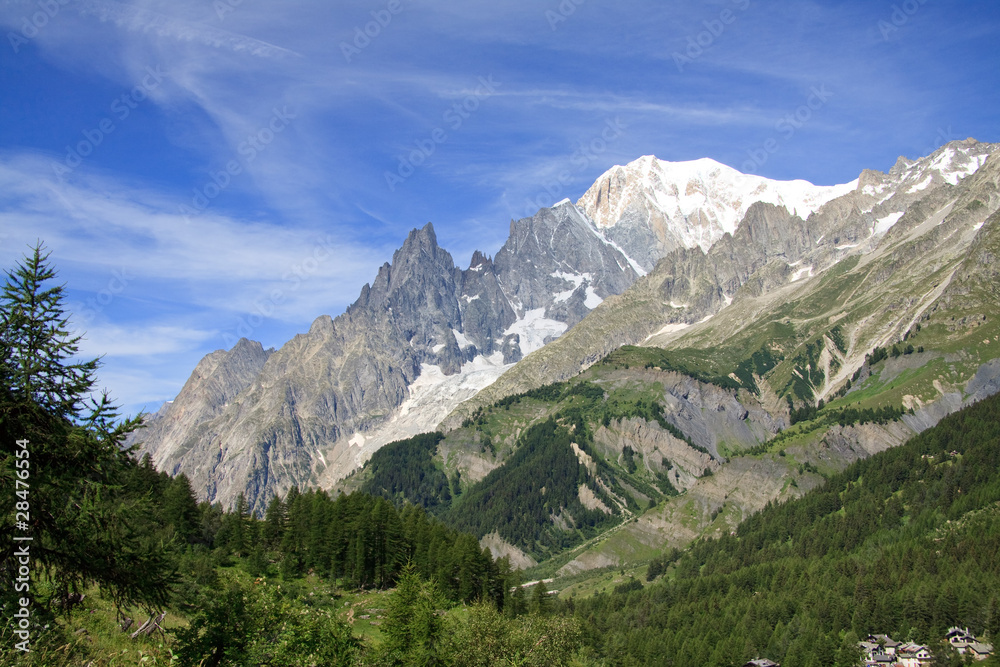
<box><xmin>76</xmin><ymin>323</ymin><xmax>217</xmax><ymax>358</ymax></box>
<box><xmin>0</xmin><ymin>153</ymin><xmax>388</xmax><ymax>323</ymax></box>
<box><xmin>76</xmin><ymin>0</ymin><xmax>301</xmax><ymax>59</ymax></box>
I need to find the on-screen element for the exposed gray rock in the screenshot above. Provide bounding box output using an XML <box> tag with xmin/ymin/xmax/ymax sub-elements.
<box><xmin>493</xmin><ymin>201</ymin><xmax>640</xmax><ymax>327</ymax></box>
<box><xmin>479</xmin><ymin>532</ymin><xmax>537</xmax><ymax>570</ymax></box>
<box><xmin>965</xmin><ymin>359</ymin><xmax>1000</xmax><ymax>403</ymax></box>
<box><xmin>449</xmin><ymin>141</ymin><xmax>1000</xmax><ymax>425</ymax></box>
<box><xmin>130</xmin><ymin>338</ymin><xmax>273</xmax><ymax>472</ymax></box>
<box><xmin>592</xmin><ymin>418</ymin><xmax>713</xmax><ymax>491</ymax></box>
<box><xmin>137</xmin><ymin>207</ymin><xmax>642</xmax><ymax>512</ymax></box>
<box><xmin>648</xmin><ymin>370</ymin><xmax>782</xmax><ymax>459</ymax></box>
<box><xmin>136</xmin><ymin>223</ymin><xmax>514</xmax><ymax>512</ymax></box>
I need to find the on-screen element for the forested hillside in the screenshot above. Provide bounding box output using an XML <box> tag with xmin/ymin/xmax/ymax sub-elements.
<box><xmin>7</xmin><ymin>244</ymin><xmax>1000</xmax><ymax>666</ymax></box>
<box><xmin>446</xmin><ymin>416</ymin><xmax>619</xmax><ymax>554</ymax></box>
<box><xmin>356</xmin><ymin>375</ymin><xmax>701</xmax><ymax>559</ymax></box>
<box><xmin>571</xmin><ymin>389</ymin><xmax>1000</xmax><ymax>666</ymax></box>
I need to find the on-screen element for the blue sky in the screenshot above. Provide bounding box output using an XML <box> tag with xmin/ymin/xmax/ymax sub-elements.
<box><xmin>1</xmin><ymin>0</ymin><xmax>998</xmax><ymax>416</ymax></box>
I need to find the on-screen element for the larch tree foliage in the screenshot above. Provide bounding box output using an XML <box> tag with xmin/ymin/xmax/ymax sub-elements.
<box><xmin>377</xmin><ymin>563</ymin><xmax>448</xmax><ymax>666</ymax></box>
<box><xmin>0</xmin><ymin>244</ymin><xmax>173</xmax><ymax>613</ymax></box>
<box><xmin>162</xmin><ymin>473</ymin><xmax>201</xmax><ymax>544</ymax></box>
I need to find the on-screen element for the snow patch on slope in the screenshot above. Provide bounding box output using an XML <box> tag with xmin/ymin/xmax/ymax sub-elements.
<box><xmin>930</xmin><ymin>148</ymin><xmax>989</xmax><ymax>185</ymax></box>
<box><xmin>644</xmin><ymin>322</ymin><xmax>690</xmax><ymax>342</ymax></box>
<box><xmin>452</xmin><ymin>329</ymin><xmax>474</xmax><ymax>349</ymax></box>
<box><xmin>874</xmin><ymin>211</ymin><xmax>905</xmax><ymax>236</ymax></box>
<box><xmin>505</xmin><ymin>308</ymin><xmax>568</xmax><ymax>356</ymax></box>
<box><xmin>909</xmin><ymin>175</ymin><xmax>932</xmax><ymax>193</ymax></box>
<box><xmin>346</xmin><ymin>355</ymin><xmax>512</xmax><ymax>468</ymax></box>
<box><xmin>584</xmin><ymin>286</ymin><xmax>603</xmax><ymax>309</ymax></box>
<box><xmin>551</xmin><ymin>270</ymin><xmax>588</xmax><ymax>303</ymax></box>
<box><xmin>791</xmin><ymin>266</ymin><xmax>813</xmax><ymax>282</ymax></box>
<box><xmin>548</xmin><ymin>270</ymin><xmax>605</xmax><ymax>309</ymax></box>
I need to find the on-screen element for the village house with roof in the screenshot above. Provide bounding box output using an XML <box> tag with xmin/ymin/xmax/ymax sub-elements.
<box><xmin>946</xmin><ymin>627</ymin><xmax>995</xmax><ymax>661</ymax></box>
<box><xmin>858</xmin><ymin>629</ymin><xmax>993</xmax><ymax>666</ymax></box>
<box><xmin>742</xmin><ymin>659</ymin><xmax>780</xmax><ymax>667</ymax></box>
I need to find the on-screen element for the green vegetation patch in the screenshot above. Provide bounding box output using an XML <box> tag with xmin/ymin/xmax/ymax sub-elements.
<box><xmin>569</xmin><ymin>384</ymin><xmax>1000</xmax><ymax>667</ymax></box>
<box><xmin>447</xmin><ymin>418</ymin><xmax>621</xmax><ymax>557</ymax></box>
<box><xmin>360</xmin><ymin>432</ymin><xmax>450</xmax><ymax>510</ymax></box>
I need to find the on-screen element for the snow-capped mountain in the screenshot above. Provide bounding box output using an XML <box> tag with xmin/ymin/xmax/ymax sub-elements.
<box><xmin>135</xmin><ymin>139</ymin><xmax>998</xmax><ymax>513</ymax></box>
<box><xmin>578</xmin><ymin>155</ymin><xmax>857</xmax><ymax>270</ymax></box>
<box><xmin>452</xmin><ymin>139</ymin><xmax>1000</xmax><ymax>427</ymax></box>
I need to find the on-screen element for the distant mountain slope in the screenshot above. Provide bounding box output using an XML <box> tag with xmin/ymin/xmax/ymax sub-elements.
<box><xmin>432</xmin><ymin>140</ymin><xmax>1000</xmax><ymax>574</ymax></box>
<box><xmin>135</xmin><ymin>139</ymin><xmax>999</xmax><ymax>517</ymax></box>
<box><xmin>135</xmin><ymin>338</ymin><xmax>273</xmax><ymax>474</ymax></box>
<box><xmin>347</xmin><ymin>351</ymin><xmax>786</xmax><ymax>564</ymax></box>
<box><xmin>572</xmin><ymin>388</ymin><xmax>1000</xmax><ymax>667</ymax></box>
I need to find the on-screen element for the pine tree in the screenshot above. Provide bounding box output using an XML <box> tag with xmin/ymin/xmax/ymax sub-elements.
<box><xmin>163</xmin><ymin>473</ymin><xmax>201</xmax><ymax>544</ymax></box>
<box><xmin>987</xmin><ymin>596</ymin><xmax>1000</xmax><ymax>641</ymax></box>
<box><xmin>262</xmin><ymin>494</ymin><xmax>286</xmax><ymax>548</ymax></box>
<box><xmin>370</xmin><ymin>497</ymin><xmax>403</xmax><ymax>588</ymax></box>
<box><xmin>531</xmin><ymin>580</ymin><xmax>551</xmax><ymax>615</ymax></box>
<box><xmin>380</xmin><ymin>563</ymin><xmax>446</xmax><ymax>664</ymax></box>
<box><xmin>199</xmin><ymin>501</ymin><xmax>224</xmax><ymax>548</ymax></box>
<box><xmin>224</xmin><ymin>493</ymin><xmax>250</xmax><ymax>557</ymax></box>
<box><xmin>0</xmin><ymin>244</ymin><xmax>172</xmax><ymax>612</ymax></box>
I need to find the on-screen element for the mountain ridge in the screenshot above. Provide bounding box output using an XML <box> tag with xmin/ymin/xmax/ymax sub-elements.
<box><xmin>134</xmin><ymin>203</ymin><xmax>639</xmax><ymax>511</ymax></box>
<box><xmin>134</xmin><ymin>139</ymin><xmax>1000</xmax><ymax>518</ymax></box>
<box><xmin>447</xmin><ymin>139</ymin><xmax>999</xmax><ymax>426</ymax></box>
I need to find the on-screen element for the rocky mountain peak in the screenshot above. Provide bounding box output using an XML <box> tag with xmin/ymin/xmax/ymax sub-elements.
<box><xmin>493</xmin><ymin>202</ymin><xmax>639</xmax><ymax>327</ymax></box>
<box><xmin>130</xmin><ymin>337</ymin><xmax>273</xmax><ymax>472</ymax></box>
<box><xmin>365</xmin><ymin>223</ymin><xmax>458</xmax><ymax>310</ymax></box>
<box><xmin>857</xmin><ymin>168</ymin><xmax>886</xmax><ymax>190</ymax></box>
<box><xmin>862</xmin><ymin>140</ymin><xmax>995</xmax><ymax>204</ymax></box>
<box><xmin>308</xmin><ymin>314</ymin><xmax>334</xmax><ymax>335</ymax></box>
<box><xmin>140</xmin><ymin>142</ymin><xmax>1000</xmax><ymax>515</ymax></box>
<box><xmin>468</xmin><ymin>249</ymin><xmax>493</xmax><ymax>270</ymax></box>
<box><xmin>397</xmin><ymin>221</ymin><xmax>440</xmax><ymax>259</ymax></box>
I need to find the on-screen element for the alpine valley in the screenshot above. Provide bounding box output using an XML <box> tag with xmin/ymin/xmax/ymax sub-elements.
<box><xmin>132</xmin><ymin>138</ymin><xmax>1000</xmax><ymax>576</ymax></box>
